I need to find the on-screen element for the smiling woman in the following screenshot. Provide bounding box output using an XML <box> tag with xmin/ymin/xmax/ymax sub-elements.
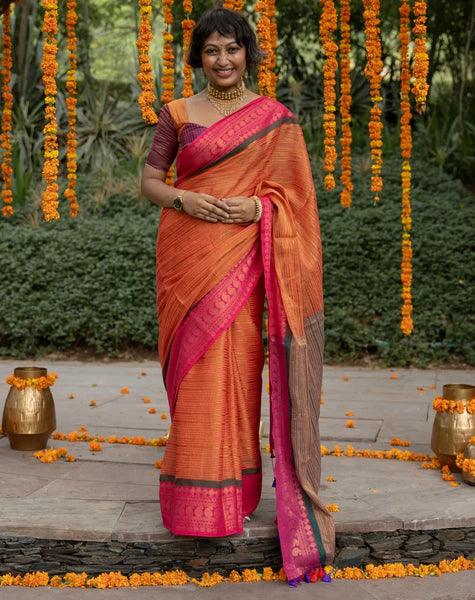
<box><xmin>141</xmin><ymin>7</ymin><xmax>335</xmax><ymax>583</ymax></box>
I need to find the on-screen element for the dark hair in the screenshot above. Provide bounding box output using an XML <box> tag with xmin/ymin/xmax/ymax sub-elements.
<box><xmin>187</xmin><ymin>8</ymin><xmax>265</xmax><ymax>70</ymax></box>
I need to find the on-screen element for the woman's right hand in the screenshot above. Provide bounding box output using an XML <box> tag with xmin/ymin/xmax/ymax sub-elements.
<box><xmin>182</xmin><ymin>191</ymin><xmax>230</xmax><ymax>223</ymax></box>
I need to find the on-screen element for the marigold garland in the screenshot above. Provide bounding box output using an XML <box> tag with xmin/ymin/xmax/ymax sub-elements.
<box><xmin>433</xmin><ymin>396</ymin><xmax>475</xmax><ymax>414</ymax></box>
<box><xmin>399</xmin><ymin>0</ymin><xmax>413</xmax><ymax>335</ymax></box>
<box><xmin>0</xmin><ymin>4</ymin><xmax>15</xmax><ymax>217</ymax></box>
<box><xmin>161</xmin><ymin>0</ymin><xmax>175</xmax><ymax>185</ymax></box>
<box><xmin>255</xmin><ymin>0</ymin><xmax>277</xmax><ymax>99</ymax></box>
<box><xmin>40</xmin><ymin>0</ymin><xmax>60</xmax><ymax>221</ymax></box>
<box><xmin>223</xmin><ymin>0</ymin><xmax>244</xmax><ymax>12</ymax></box>
<box><xmin>319</xmin><ymin>0</ymin><xmax>338</xmax><ymax>191</ymax></box>
<box><xmin>456</xmin><ymin>453</ymin><xmax>475</xmax><ymax>478</ymax></box>
<box><xmin>0</xmin><ymin>557</ymin><xmax>474</xmax><ymax>587</ymax></box>
<box><xmin>411</xmin><ymin>0</ymin><xmax>429</xmax><ymax>113</ymax></box>
<box><xmin>339</xmin><ymin>0</ymin><xmax>353</xmax><ymax>207</ymax></box>
<box><xmin>181</xmin><ymin>1</ymin><xmax>195</xmax><ymax>98</ymax></box>
<box><xmin>6</xmin><ymin>372</ymin><xmax>58</xmax><ymax>391</ymax></box>
<box><xmin>137</xmin><ymin>0</ymin><xmax>158</xmax><ymax>124</ymax></box>
<box><xmin>64</xmin><ymin>0</ymin><xmax>78</xmax><ymax>216</ymax></box>
<box><xmin>362</xmin><ymin>0</ymin><xmax>383</xmax><ymax>202</ymax></box>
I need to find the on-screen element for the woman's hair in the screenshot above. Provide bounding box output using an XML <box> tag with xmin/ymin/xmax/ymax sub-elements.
<box><xmin>187</xmin><ymin>7</ymin><xmax>265</xmax><ymax>70</ymax></box>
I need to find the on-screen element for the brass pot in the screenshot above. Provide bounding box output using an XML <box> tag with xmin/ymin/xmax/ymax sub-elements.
<box><xmin>2</xmin><ymin>367</ymin><xmax>56</xmax><ymax>451</ymax></box>
<box><xmin>462</xmin><ymin>443</ymin><xmax>475</xmax><ymax>486</ymax></box>
<box><xmin>430</xmin><ymin>384</ymin><xmax>475</xmax><ymax>472</ymax></box>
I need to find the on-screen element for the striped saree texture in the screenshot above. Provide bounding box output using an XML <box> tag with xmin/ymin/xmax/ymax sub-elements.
<box><xmin>156</xmin><ymin>96</ymin><xmax>335</xmax><ymax>579</ymax></box>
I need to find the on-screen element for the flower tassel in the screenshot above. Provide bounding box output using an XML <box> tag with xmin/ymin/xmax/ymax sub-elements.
<box><xmin>1</xmin><ymin>3</ymin><xmax>15</xmax><ymax>217</ymax></box>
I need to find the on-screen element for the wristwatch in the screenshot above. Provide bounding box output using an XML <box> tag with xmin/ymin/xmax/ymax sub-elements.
<box><xmin>173</xmin><ymin>191</ymin><xmax>185</xmax><ymax>211</ymax></box>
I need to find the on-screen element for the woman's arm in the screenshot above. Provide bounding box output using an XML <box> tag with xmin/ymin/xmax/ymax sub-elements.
<box><xmin>141</xmin><ymin>164</ymin><xmax>231</xmax><ymax>222</ymax></box>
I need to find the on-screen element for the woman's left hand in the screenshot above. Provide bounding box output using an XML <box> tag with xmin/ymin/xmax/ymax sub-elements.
<box><xmin>221</xmin><ymin>196</ymin><xmax>256</xmax><ymax>223</ymax></box>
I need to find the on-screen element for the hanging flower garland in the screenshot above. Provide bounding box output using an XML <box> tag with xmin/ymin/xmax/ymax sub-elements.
<box><xmin>362</xmin><ymin>0</ymin><xmax>383</xmax><ymax>202</ymax></box>
<box><xmin>0</xmin><ymin>3</ymin><xmax>14</xmax><ymax>217</ymax></box>
<box><xmin>181</xmin><ymin>0</ymin><xmax>195</xmax><ymax>98</ymax></box>
<box><xmin>339</xmin><ymin>0</ymin><xmax>352</xmax><ymax>207</ymax></box>
<box><xmin>319</xmin><ymin>0</ymin><xmax>338</xmax><ymax>191</ymax></box>
<box><xmin>399</xmin><ymin>0</ymin><xmax>413</xmax><ymax>335</ymax></box>
<box><xmin>255</xmin><ymin>0</ymin><xmax>277</xmax><ymax>99</ymax></box>
<box><xmin>64</xmin><ymin>0</ymin><xmax>78</xmax><ymax>217</ymax></box>
<box><xmin>162</xmin><ymin>0</ymin><xmax>175</xmax><ymax>185</ymax></box>
<box><xmin>137</xmin><ymin>0</ymin><xmax>158</xmax><ymax>124</ymax></box>
<box><xmin>40</xmin><ymin>0</ymin><xmax>60</xmax><ymax>221</ymax></box>
<box><xmin>411</xmin><ymin>0</ymin><xmax>429</xmax><ymax>113</ymax></box>
<box><xmin>223</xmin><ymin>0</ymin><xmax>244</xmax><ymax>11</ymax></box>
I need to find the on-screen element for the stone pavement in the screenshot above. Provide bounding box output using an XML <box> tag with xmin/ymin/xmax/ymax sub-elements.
<box><xmin>0</xmin><ymin>360</ymin><xmax>474</xmax><ymax>597</ymax></box>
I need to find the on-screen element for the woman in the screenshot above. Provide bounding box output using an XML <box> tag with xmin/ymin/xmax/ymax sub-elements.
<box><xmin>141</xmin><ymin>7</ymin><xmax>335</xmax><ymax>582</ymax></box>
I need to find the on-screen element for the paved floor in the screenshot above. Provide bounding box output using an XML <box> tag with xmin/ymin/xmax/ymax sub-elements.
<box><xmin>0</xmin><ymin>360</ymin><xmax>474</xmax><ymax>598</ymax></box>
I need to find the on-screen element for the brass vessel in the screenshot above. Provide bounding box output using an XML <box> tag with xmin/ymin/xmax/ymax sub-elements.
<box><xmin>2</xmin><ymin>366</ymin><xmax>56</xmax><ymax>451</ymax></box>
<box><xmin>462</xmin><ymin>443</ymin><xmax>475</xmax><ymax>486</ymax></box>
<box><xmin>430</xmin><ymin>384</ymin><xmax>475</xmax><ymax>472</ymax></box>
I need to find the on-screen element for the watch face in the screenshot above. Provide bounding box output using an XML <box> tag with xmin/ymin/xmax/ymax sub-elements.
<box><xmin>173</xmin><ymin>197</ymin><xmax>183</xmax><ymax>210</ymax></box>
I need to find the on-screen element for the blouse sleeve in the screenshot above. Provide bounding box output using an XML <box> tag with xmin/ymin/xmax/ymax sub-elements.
<box><xmin>145</xmin><ymin>104</ymin><xmax>178</xmax><ymax>172</ymax></box>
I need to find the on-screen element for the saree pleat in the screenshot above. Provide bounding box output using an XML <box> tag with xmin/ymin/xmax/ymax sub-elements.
<box><xmin>156</xmin><ymin>96</ymin><xmax>335</xmax><ymax>579</ymax></box>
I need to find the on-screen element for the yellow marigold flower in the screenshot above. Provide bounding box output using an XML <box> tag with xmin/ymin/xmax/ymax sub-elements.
<box><xmin>326</xmin><ymin>503</ymin><xmax>340</xmax><ymax>512</ymax></box>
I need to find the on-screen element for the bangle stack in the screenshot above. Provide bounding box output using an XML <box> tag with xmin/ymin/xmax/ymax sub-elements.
<box><xmin>252</xmin><ymin>196</ymin><xmax>262</xmax><ymax>222</ymax></box>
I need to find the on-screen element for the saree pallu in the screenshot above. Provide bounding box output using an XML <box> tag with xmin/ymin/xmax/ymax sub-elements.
<box><xmin>156</xmin><ymin>96</ymin><xmax>335</xmax><ymax>580</ymax></box>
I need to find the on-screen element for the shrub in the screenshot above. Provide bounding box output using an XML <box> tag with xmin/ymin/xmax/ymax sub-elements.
<box><xmin>0</xmin><ymin>156</ymin><xmax>473</xmax><ymax>366</ymax></box>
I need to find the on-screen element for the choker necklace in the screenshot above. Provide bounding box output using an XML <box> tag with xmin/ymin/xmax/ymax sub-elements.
<box><xmin>207</xmin><ymin>81</ymin><xmax>245</xmax><ymax>116</ymax></box>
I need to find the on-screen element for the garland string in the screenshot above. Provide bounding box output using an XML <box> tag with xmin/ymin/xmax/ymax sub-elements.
<box><xmin>40</xmin><ymin>0</ymin><xmax>60</xmax><ymax>221</ymax></box>
<box><xmin>362</xmin><ymin>0</ymin><xmax>383</xmax><ymax>202</ymax></box>
<box><xmin>0</xmin><ymin>3</ymin><xmax>14</xmax><ymax>217</ymax></box>
<box><xmin>319</xmin><ymin>0</ymin><xmax>338</xmax><ymax>191</ymax></box>
<box><xmin>255</xmin><ymin>0</ymin><xmax>277</xmax><ymax>99</ymax></box>
<box><xmin>162</xmin><ymin>0</ymin><xmax>175</xmax><ymax>185</ymax></box>
<box><xmin>411</xmin><ymin>0</ymin><xmax>429</xmax><ymax>113</ymax></box>
<box><xmin>339</xmin><ymin>0</ymin><xmax>352</xmax><ymax>207</ymax></box>
<box><xmin>64</xmin><ymin>0</ymin><xmax>78</xmax><ymax>217</ymax></box>
<box><xmin>137</xmin><ymin>0</ymin><xmax>158</xmax><ymax>124</ymax></box>
<box><xmin>399</xmin><ymin>0</ymin><xmax>413</xmax><ymax>335</ymax></box>
<box><xmin>181</xmin><ymin>0</ymin><xmax>195</xmax><ymax>98</ymax></box>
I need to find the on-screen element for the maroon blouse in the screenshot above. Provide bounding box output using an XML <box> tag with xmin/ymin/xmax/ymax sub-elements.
<box><xmin>146</xmin><ymin>104</ymin><xmax>206</xmax><ymax>172</ymax></box>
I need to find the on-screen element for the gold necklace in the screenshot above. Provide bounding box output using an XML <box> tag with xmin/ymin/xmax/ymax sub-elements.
<box><xmin>207</xmin><ymin>81</ymin><xmax>245</xmax><ymax>116</ymax></box>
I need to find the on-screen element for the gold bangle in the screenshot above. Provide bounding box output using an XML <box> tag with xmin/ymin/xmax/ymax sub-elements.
<box><xmin>252</xmin><ymin>196</ymin><xmax>262</xmax><ymax>223</ymax></box>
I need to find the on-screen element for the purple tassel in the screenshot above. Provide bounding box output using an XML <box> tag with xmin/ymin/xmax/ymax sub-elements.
<box><xmin>322</xmin><ymin>573</ymin><xmax>332</xmax><ymax>583</ymax></box>
<box><xmin>275</xmin><ymin>533</ymin><xmax>280</xmax><ymax>541</ymax></box>
<box><xmin>304</xmin><ymin>571</ymin><xmax>311</xmax><ymax>583</ymax></box>
<box><xmin>272</xmin><ymin>478</ymin><xmax>276</xmax><ymax>488</ymax></box>
<box><xmin>287</xmin><ymin>577</ymin><xmax>301</xmax><ymax>588</ymax></box>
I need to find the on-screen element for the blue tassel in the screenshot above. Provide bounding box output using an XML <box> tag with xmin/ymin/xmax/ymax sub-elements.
<box><xmin>272</xmin><ymin>478</ymin><xmax>276</xmax><ymax>488</ymax></box>
<box><xmin>275</xmin><ymin>533</ymin><xmax>280</xmax><ymax>541</ymax></box>
<box><xmin>322</xmin><ymin>573</ymin><xmax>332</xmax><ymax>583</ymax></box>
<box><xmin>304</xmin><ymin>571</ymin><xmax>311</xmax><ymax>583</ymax></box>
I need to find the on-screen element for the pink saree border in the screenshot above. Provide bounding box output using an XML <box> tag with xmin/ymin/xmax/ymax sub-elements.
<box><xmin>260</xmin><ymin>197</ymin><xmax>322</xmax><ymax>581</ymax></box>
<box><xmin>175</xmin><ymin>96</ymin><xmax>294</xmax><ymax>183</ymax></box>
<box><xmin>165</xmin><ymin>240</ymin><xmax>263</xmax><ymax>417</ymax></box>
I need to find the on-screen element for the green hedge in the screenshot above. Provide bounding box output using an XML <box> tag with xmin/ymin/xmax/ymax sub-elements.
<box><xmin>0</xmin><ymin>156</ymin><xmax>473</xmax><ymax>366</ymax></box>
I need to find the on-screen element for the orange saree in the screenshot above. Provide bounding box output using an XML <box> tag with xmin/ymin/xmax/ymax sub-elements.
<box><xmin>156</xmin><ymin>96</ymin><xmax>335</xmax><ymax>581</ymax></box>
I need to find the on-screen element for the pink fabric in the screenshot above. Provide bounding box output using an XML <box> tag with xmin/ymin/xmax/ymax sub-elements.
<box><xmin>165</xmin><ymin>241</ymin><xmax>263</xmax><ymax>416</ymax></box>
<box><xmin>260</xmin><ymin>197</ymin><xmax>322</xmax><ymax>580</ymax></box>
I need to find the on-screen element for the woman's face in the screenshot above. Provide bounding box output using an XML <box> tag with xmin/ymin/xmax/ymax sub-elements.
<box><xmin>201</xmin><ymin>31</ymin><xmax>246</xmax><ymax>91</ymax></box>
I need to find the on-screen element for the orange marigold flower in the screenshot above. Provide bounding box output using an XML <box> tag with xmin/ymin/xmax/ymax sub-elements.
<box><xmin>89</xmin><ymin>400</ymin><xmax>97</xmax><ymax>407</ymax></box>
<box><xmin>161</xmin><ymin>413</ymin><xmax>168</xmax><ymax>419</ymax></box>
<box><xmin>326</xmin><ymin>503</ymin><xmax>340</xmax><ymax>512</ymax></box>
<box><xmin>142</xmin><ymin>397</ymin><xmax>151</xmax><ymax>403</ymax></box>
<box><xmin>346</xmin><ymin>411</ymin><xmax>354</xmax><ymax>416</ymax></box>
<box><xmin>148</xmin><ymin>407</ymin><xmax>157</xmax><ymax>414</ymax></box>
<box><xmin>346</xmin><ymin>420</ymin><xmax>355</xmax><ymax>428</ymax></box>
<box><xmin>89</xmin><ymin>441</ymin><xmax>102</xmax><ymax>452</ymax></box>
<box><xmin>342</xmin><ymin>375</ymin><xmax>349</xmax><ymax>381</ymax></box>
<box><xmin>120</xmin><ymin>387</ymin><xmax>129</xmax><ymax>394</ymax></box>
<box><xmin>155</xmin><ymin>460</ymin><xmax>163</xmax><ymax>469</ymax></box>
<box><xmin>390</xmin><ymin>374</ymin><xmax>399</xmax><ymax>380</ymax></box>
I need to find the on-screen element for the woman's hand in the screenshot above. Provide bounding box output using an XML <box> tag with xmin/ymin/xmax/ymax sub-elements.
<box><xmin>221</xmin><ymin>196</ymin><xmax>257</xmax><ymax>223</ymax></box>
<box><xmin>183</xmin><ymin>191</ymin><xmax>230</xmax><ymax>222</ymax></box>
